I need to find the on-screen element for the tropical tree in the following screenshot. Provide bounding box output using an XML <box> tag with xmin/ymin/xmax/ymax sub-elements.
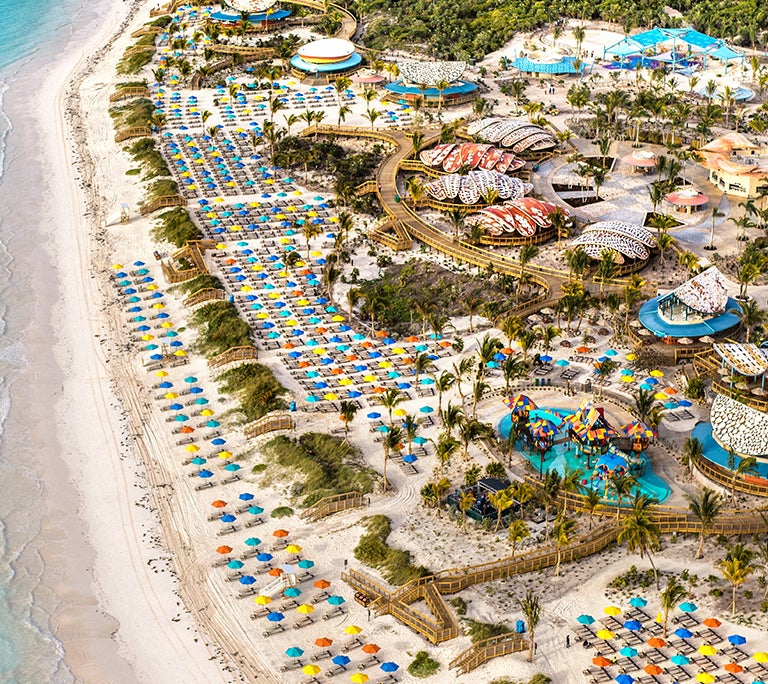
<box><xmin>435</xmin><ymin>431</ymin><xmax>460</xmax><ymax>475</ymax></box>
<box><xmin>717</xmin><ymin>544</ymin><xmax>756</xmax><ymax>616</ymax></box>
<box><xmin>507</xmin><ymin>519</ymin><xmax>530</xmax><ymax>556</ymax></box>
<box><xmin>489</xmin><ymin>487</ymin><xmax>514</xmax><ymax>532</ymax></box>
<box><xmin>539</xmin><ymin>471</ymin><xmax>561</xmax><ymax>538</ymax></box>
<box><xmin>376</xmin><ymin>387</ymin><xmax>405</xmax><ymax>426</ymax></box>
<box><xmin>463</xmin><ymin>295</ymin><xmax>484</xmax><ymax>333</ymax></box>
<box><xmin>594</xmin><ymin>358</ymin><xmax>618</xmax><ymax>399</ymax></box>
<box><xmin>458</xmin><ymin>417</ymin><xmax>490</xmax><ymax>460</ymax></box>
<box><xmin>381</xmin><ymin>426</ymin><xmax>403</xmax><ymax>491</ymax></box>
<box><xmin>451</xmin><ymin>358</ymin><xmax>474</xmax><ymax>400</ymax></box>
<box><xmin>458</xmin><ymin>489</ymin><xmax>476</xmax><ymax>529</ymax></box>
<box><xmin>553</xmin><ymin>515</ymin><xmax>576</xmax><ymax>576</ymax></box>
<box><xmin>434</xmin><ymin>370</ymin><xmax>456</xmax><ymax>417</ymax></box>
<box><xmin>685</xmin><ymin>488</ymin><xmax>724</xmax><ymax>560</ymax></box>
<box><xmin>618</xmin><ymin>494</ymin><xmax>662</xmax><ymax>588</ymax></box>
<box><xmin>680</xmin><ymin>436</ymin><xmax>702</xmax><ymax>479</ymax></box>
<box><xmin>441</xmin><ymin>402</ymin><xmax>464</xmax><ymax>437</ymax></box>
<box><xmin>659</xmin><ymin>575</ymin><xmax>687</xmax><ymax>638</ymax></box>
<box><xmin>402</xmin><ymin>413</ymin><xmax>419</xmax><ymax>456</ymax></box>
<box><xmin>609</xmin><ymin>472</ymin><xmax>636</xmax><ymax>520</ymax></box>
<box><xmin>502</xmin><ymin>356</ymin><xmax>528</xmax><ymax>395</ymax></box>
<box><xmin>471</xmin><ymin>378</ymin><xmax>489</xmax><ymax>419</ymax></box>
<box><xmin>339</xmin><ymin>400</ymin><xmax>358</xmax><ymax>444</ymax></box>
<box><xmin>655</xmin><ymin>232</ymin><xmax>674</xmax><ymax>267</ymax></box>
<box><xmin>734</xmin><ymin>299</ymin><xmax>767</xmax><ymax>343</ymax></box>
<box><xmin>517</xmin><ymin>590</ymin><xmax>541</xmax><ymax>662</ymax></box>
<box><xmin>412</xmin><ymin>352</ymin><xmax>435</xmax><ymax>384</ymax></box>
<box><xmin>633</xmin><ymin>388</ymin><xmax>656</xmax><ymax>424</ymax></box>
<box><xmin>517</xmin><ymin>245</ymin><xmax>539</xmax><ymax>304</ymax></box>
<box><xmin>731</xmin><ymin>455</ymin><xmax>758</xmax><ymax>505</ymax></box>
<box><xmin>581</xmin><ymin>489</ymin><xmax>603</xmax><ymax>531</ymax></box>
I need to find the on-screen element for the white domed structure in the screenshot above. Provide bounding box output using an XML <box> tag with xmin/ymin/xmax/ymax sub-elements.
<box><xmin>398</xmin><ymin>61</ymin><xmax>467</xmax><ymax>86</ymax></box>
<box><xmin>468</xmin><ymin>118</ymin><xmax>557</xmax><ymax>153</ymax></box>
<box><xmin>297</xmin><ymin>38</ymin><xmax>355</xmax><ymax>64</ymax></box>
<box><xmin>425</xmin><ymin>170</ymin><xmax>531</xmax><ymax>205</ymax></box>
<box><xmin>467</xmin><ymin>199</ymin><xmax>568</xmax><ymax>237</ymax></box>
<box><xmin>571</xmin><ymin>220</ymin><xmax>654</xmax><ymax>263</ymax></box>
<box><xmin>226</xmin><ymin>0</ymin><xmax>277</xmax><ymax>12</ymax></box>
<box><xmin>419</xmin><ymin>143</ymin><xmax>525</xmax><ymax>174</ymax></box>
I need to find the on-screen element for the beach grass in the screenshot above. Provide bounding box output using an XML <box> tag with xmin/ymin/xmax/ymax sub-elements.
<box><xmin>354</xmin><ymin>515</ymin><xmax>431</xmax><ymax>585</ymax></box>
<box><xmin>142</xmin><ymin>178</ymin><xmax>179</xmax><ymax>205</ymax></box>
<box><xmin>407</xmin><ymin>651</ymin><xmax>440</xmax><ymax>678</ymax></box>
<box><xmin>173</xmin><ymin>273</ymin><xmax>223</xmax><ymax>296</ymax></box>
<box><xmin>109</xmin><ymin>97</ymin><xmax>153</xmax><ymax>130</ymax></box>
<box><xmin>153</xmin><ymin>208</ymin><xmax>203</xmax><ymax>247</ymax></box>
<box><xmin>463</xmin><ymin>618</ymin><xmax>512</xmax><ymax>643</ymax></box>
<box><xmin>263</xmin><ymin>433</ymin><xmax>375</xmax><ymax>507</ymax></box>
<box><xmin>217</xmin><ymin>362</ymin><xmax>286</xmax><ymax>423</ymax></box>
<box><xmin>190</xmin><ymin>301</ymin><xmax>253</xmax><ymax>357</ymax></box>
<box><xmin>127</xmin><ymin>138</ymin><xmax>171</xmax><ymax>179</ymax></box>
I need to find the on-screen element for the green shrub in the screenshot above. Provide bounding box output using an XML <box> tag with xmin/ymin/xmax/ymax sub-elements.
<box><xmin>271</xmin><ymin>506</ymin><xmax>294</xmax><ymax>518</ymax></box>
<box><xmin>449</xmin><ymin>597</ymin><xmax>467</xmax><ymax>616</ymax></box>
<box><xmin>152</xmin><ymin>208</ymin><xmax>203</xmax><ymax>247</ymax></box>
<box><xmin>109</xmin><ymin>97</ymin><xmax>153</xmax><ymax>129</ymax></box>
<box><xmin>117</xmin><ymin>50</ymin><xmax>153</xmax><ymax>75</ymax></box>
<box><xmin>252</xmin><ymin>463</ymin><xmax>267</xmax><ymax>473</ymax></box>
<box><xmin>128</xmin><ymin>137</ymin><xmax>170</xmax><ymax>179</ymax></box>
<box><xmin>263</xmin><ymin>433</ymin><xmax>375</xmax><ymax>506</ymax></box>
<box><xmin>464</xmin><ymin>618</ymin><xmax>511</xmax><ymax>644</ymax></box>
<box><xmin>407</xmin><ymin>651</ymin><xmax>440</xmax><ymax>678</ymax></box>
<box><xmin>149</xmin><ymin>15</ymin><xmax>172</xmax><ymax>27</ymax></box>
<box><xmin>191</xmin><ymin>301</ymin><xmax>252</xmax><ymax>357</ymax></box>
<box><xmin>173</xmin><ymin>273</ymin><xmax>223</xmax><ymax>296</ymax></box>
<box><xmin>353</xmin><ymin>515</ymin><xmax>430</xmax><ymax>585</ymax></box>
<box><xmin>217</xmin><ymin>362</ymin><xmax>285</xmax><ymax>422</ymax></box>
<box><xmin>143</xmin><ymin>178</ymin><xmax>179</xmax><ymax>204</ymax></box>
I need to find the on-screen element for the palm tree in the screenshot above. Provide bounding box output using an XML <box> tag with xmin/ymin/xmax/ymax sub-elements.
<box><xmin>452</xmin><ymin>358</ymin><xmax>474</xmax><ymax>400</ymax></box>
<box><xmin>434</xmin><ymin>370</ymin><xmax>456</xmax><ymax>417</ymax></box>
<box><xmin>381</xmin><ymin>426</ymin><xmax>403</xmax><ymax>491</ymax></box>
<box><xmin>717</xmin><ymin>544</ymin><xmax>756</xmax><ymax>616</ymax></box>
<box><xmin>412</xmin><ymin>352</ymin><xmax>435</xmax><ymax>384</ymax></box>
<box><xmin>376</xmin><ymin>388</ymin><xmax>405</xmax><ymax>426</ymax></box>
<box><xmin>618</xmin><ymin>495</ymin><xmax>661</xmax><ymax>588</ymax></box>
<box><xmin>502</xmin><ymin>356</ymin><xmax>528</xmax><ymax>396</ymax></box>
<box><xmin>339</xmin><ymin>400</ymin><xmax>358</xmax><ymax>444</ymax></box>
<box><xmin>463</xmin><ymin>295</ymin><xmax>483</xmax><ymax>333</ymax></box>
<box><xmin>471</xmin><ymin>378</ymin><xmax>489</xmax><ymax>419</ymax></box>
<box><xmin>441</xmin><ymin>402</ymin><xmax>464</xmax><ymax>437</ymax></box>
<box><xmin>595</xmin><ymin>358</ymin><xmax>618</xmax><ymax>399</ymax></box>
<box><xmin>609</xmin><ymin>472</ymin><xmax>636</xmax><ymax>520</ymax></box>
<box><xmin>507</xmin><ymin>519</ymin><xmax>530</xmax><ymax>556</ymax></box>
<box><xmin>301</xmin><ymin>222</ymin><xmax>322</xmax><ymax>259</ymax></box>
<box><xmin>458</xmin><ymin>417</ymin><xmax>490</xmax><ymax>460</ymax></box>
<box><xmin>476</xmin><ymin>334</ymin><xmax>503</xmax><ymax>380</ymax></box>
<box><xmin>581</xmin><ymin>489</ymin><xmax>603</xmax><ymax>531</ymax></box>
<box><xmin>539</xmin><ymin>471</ymin><xmax>561</xmax><ymax>538</ymax></box>
<box><xmin>659</xmin><ymin>576</ymin><xmax>688</xmax><ymax>638</ymax></box>
<box><xmin>655</xmin><ymin>232</ymin><xmax>674</xmax><ymax>266</ymax></box>
<box><xmin>596</xmin><ymin>250</ymin><xmax>617</xmax><ymax>295</ymax></box>
<box><xmin>553</xmin><ymin>515</ymin><xmax>576</xmax><ymax>576</ymax></box>
<box><xmin>435</xmin><ymin>432</ymin><xmax>460</xmax><ymax>475</ymax></box>
<box><xmin>734</xmin><ymin>300</ymin><xmax>767</xmax><ymax>343</ymax></box>
<box><xmin>633</xmin><ymin>388</ymin><xmax>656</xmax><ymax>424</ymax></box>
<box><xmin>515</xmin><ymin>329</ymin><xmax>537</xmax><ymax>363</ymax></box>
<box><xmin>402</xmin><ymin>413</ymin><xmax>419</xmax><ymax>456</ymax></box>
<box><xmin>685</xmin><ymin>488</ymin><xmax>724</xmax><ymax>560</ymax></box>
<box><xmin>435</xmin><ymin>78</ymin><xmax>450</xmax><ymax>120</ymax></box>
<box><xmin>731</xmin><ymin>455</ymin><xmax>758</xmax><ymax>505</ymax></box>
<box><xmin>517</xmin><ymin>245</ymin><xmax>539</xmax><ymax>304</ymax></box>
<box><xmin>488</xmin><ymin>487</ymin><xmax>514</xmax><ymax>533</ymax></box>
<box><xmin>517</xmin><ymin>590</ymin><xmax>541</xmax><ymax>662</ymax></box>
<box><xmin>680</xmin><ymin>436</ymin><xmax>703</xmax><ymax>479</ymax></box>
<box><xmin>459</xmin><ymin>490</ymin><xmax>476</xmax><ymax>529</ymax></box>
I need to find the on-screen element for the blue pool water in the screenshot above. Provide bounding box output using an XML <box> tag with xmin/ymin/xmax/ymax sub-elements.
<box><xmin>498</xmin><ymin>410</ymin><xmax>671</xmax><ymax>503</ymax></box>
<box><xmin>637</xmin><ymin>296</ymin><xmax>742</xmax><ymax>338</ymax></box>
<box><xmin>692</xmin><ymin>422</ymin><xmax>768</xmax><ymax>479</ymax></box>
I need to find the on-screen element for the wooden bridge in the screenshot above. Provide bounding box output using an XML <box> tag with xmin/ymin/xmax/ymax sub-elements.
<box><xmin>115</xmin><ymin>126</ymin><xmax>152</xmax><ymax>143</ymax></box>
<box><xmin>160</xmin><ymin>239</ymin><xmax>212</xmax><ymax>283</ymax></box>
<box><xmin>109</xmin><ymin>86</ymin><xmax>150</xmax><ymax>103</ymax></box>
<box><xmin>243</xmin><ymin>412</ymin><xmax>294</xmax><ymax>440</ymax></box>
<box><xmin>450</xmin><ymin>633</ymin><xmax>529</xmax><ymax>675</ymax></box>
<box><xmin>208</xmin><ymin>345</ymin><xmax>260</xmax><ymax>370</ymax></box>
<box><xmin>299</xmin><ymin>491</ymin><xmax>366</xmax><ymax>523</ymax></box>
<box><xmin>139</xmin><ymin>193</ymin><xmax>186</xmax><ymax>216</ymax></box>
<box><xmin>183</xmin><ymin>287</ymin><xmax>226</xmax><ymax>308</ymax></box>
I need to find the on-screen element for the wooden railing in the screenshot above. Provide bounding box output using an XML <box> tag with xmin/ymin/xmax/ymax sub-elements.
<box><xmin>115</xmin><ymin>126</ymin><xmax>152</xmax><ymax>143</ymax></box>
<box><xmin>299</xmin><ymin>491</ymin><xmax>365</xmax><ymax>522</ymax></box>
<box><xmin>123</xmin><ymin>44</ymin><xmax>156</xmax><ymax>57</ymax></box>
<box><xmin>209</xmin><ymin>44</ymin><xmax>276</xmax><ymax>59</ymax></box>
<box><xmin>183</xmin><ymin>288</ymin><xmax>226</xmax><ymax>308</ymax></box>
<box><xmin>208</xmin><ymin>345</ymin><xmax>260</xmax><ymax>370</ymax></box>
<box><xmin>450</xmin><ymin>633</ymin><xmax>528</xmax><ymax>675</ymax></box>
<box><xmin>398</xmin><ymin>158</ymin><xmax>443</xmax><ymax>177</ymax></box>
<box><xmin>477</xmin><ymin>225</ymin><xmax>557</xmax><ymax>246</ymax></box>
<box><xmin>139</xmin><ymin>194</ymin><xmax>186</xmax><ymax>216</ymax></box>
<box><xmin>368</xmin><ymin>215</ymin><xmax>411</xmax><ymax>251</ymax></box>
<box><xmin>693</xmin><ymin>454</ymin><xmax>768</xmax><ymax>498</ymax></box>
<box><xmin>354</xmin><ymin>180</ymin><xmax>378</xmax><ymax>196</ymax></box>
<box><xmin>131</xmin><ymin>25</ymin><xmax>164</xmax><ymax>38</ymax></box>
<box><xmin>243</xmin><ymin>412</ymin><xmax>294</xmax><ymax>440</ymax></box>
<box><xmin>300</xmin><ymin>124</ymin><xmax>398</xmax><ymax>147</ymax></box>
<box><xmin>713</xmin><ymin>380</ymin><xmax>768</xmax><ymax>413</ymax></box>
<box><xmin>109</xmin><ymin>86</ymin><xmax>150</xmax><ymax>102</ymax></box>
<box><xmin>160</xmin><ymin>239</ymin><xmax>213</xmax><ymax>283</ymax></box>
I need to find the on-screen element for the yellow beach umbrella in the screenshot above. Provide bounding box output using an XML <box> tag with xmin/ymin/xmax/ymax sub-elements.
<box><xmin>302</xmin><ymin>664</ymin><xmax>321</xmax><ymax>676</ymax></box>
<box><xmin>152</xmin><ymin>303</ymin><xmax>165</xmax><ymax>309</ymax></box>
<box><xmin>141</xmin><ymin>334</ymin><xmax>154</xmax><ymax>341</ymax></box>
<box><xmin>696</xmin><ymin>674</ymin><xmax>715</xmax><ymax>684</ymax></box>
<box><xmin>155</xmin><ymin>370</ymin><xmax>169</xmax><ymax>377</ymax></box>
<box><xmin>654</xmin><ymin>392</ymin><xmax>668</xmax><ymax>401</ymax></box>
<box><xmin>621</xmin><ymin>376</ymin><xmax>634</xmax><ymax>383</ymax></box>
<box><xmin>596</xmin><ymin>629</ymin><xmax>615</xmax><ymax>640</ymax></box>
<box><xmin>185</xmin><ymin>444</ymin><xmax>200</xmax><ymax>452</ymax></box>
<box><xmin>164</xmin><ymin>392</ymin><xmax>178</xmax><ymax>399</ymax></box>
<box><xmin>256</xmin><ymin>312</ymin><xmax>268</xmax><ymax>319</ymax></box>
<box><xmin>393</xmin><ymin>408</ymin><xmax>407</xmax><ymax>417</ymax></box>
<box><xmin>350</xmin><ymin>674</ymin><xmax>369</xmax><ymax>684</ymax></box>
<box><xmin>200</xmin><ymin>409</ymin><xmax>214</xmax><ymax>416</ymax></box>
<box><xmin>626</xmin><ymin>353</ymin><xmax>636</xmax><ymax>361</ymax></box>
<box><xmin>698</xmin><ymin>645</ymin><xmax>717</xmax><ymax>656</ymax></box>
<box><xmin>754</xmin><ymin>652</ymin><xmax>768</xmax><ymax>662</ymax></box>
<box><xmin>160</xmin><ymin>321</ymin><xmax>173</xmax><ymax>328</ymax></box>
<box><xmin>218</xmin><ymin>451</ymin><xmax>233</xmax><ymax>459</ymax></box>
<box><xmin>338</xmin><ymin>378</ymin><xmax>352</xmax><ymax>386</ymax></box>
<box><xmin>240</xmin><ymin>285</ymin><xmax>252</xmax><ymax>292</ymax></box>
<box><xmin>174</xmin><ymin>350</ymin><xmax>186</xmax><ymax>357</ymax></box>
<box><xmin>254</xmin><ymin>595</ymin><xmax>271</xmax><ymax>605</ymax></box>
<box><xmin>363</xmin><ymin>375</ymin><xmax>377</xmax><ymax>383</ymax></box>
<box><xmin>286</xmin><ymin>544</ymin><xmax>302</xmax><ymax>554</ymax></box>
<box><xmin>392</xmin><ymin>347</ymin><xmax>406</xmax><ymax>354</ymax></box>
<box><xmin>344</xmin><ymin>625</ymin><xmax>363</xmax><ymax>635</ymax></box>
<box><xmin>324</xmin><ymin>393</ymin><xmax>339</xmax><ymax>401</ymax></box>
<box><xmin>649</xmin><ymin>370</ymin><xmax>664</xmax><ymax>378</ymax></box>
<box><xmin>297</xmin><ymin>604</ymin><xmax>314</xmax><ymax>615</ymax></box>
<box><xmin>268</xmin><ymin>292</ymin><xmax>280</xmax><ymax>299</ymax></box>
<box><xmin>603</xmin><ymin>606</ymin><xmax>622</xmax><ymax>616</ymax></box>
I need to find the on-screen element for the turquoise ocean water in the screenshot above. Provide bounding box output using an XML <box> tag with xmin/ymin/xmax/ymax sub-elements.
<box><xmin>0</xmin><ymin>0</ymin><xmax>110</xmax><ymax>680</ymax></box>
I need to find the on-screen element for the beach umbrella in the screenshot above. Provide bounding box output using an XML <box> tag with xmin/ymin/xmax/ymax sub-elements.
<box><xmin>754</xmin><ymin>652</ymin><xmax>768</xmax><ymax>662</ymax></box>
<box><xmin>603</xmin><ymin>606</ymin><xmax>622</xmax><ymax>616</ymax></box>
<box><xmin>593</xmin><ymin>656</ymin><xmax>611</xmax><ymax>667</ymax></box>
<box><xmin>239</xmin><ymin>575</ymin><xmax>256</xmax><ymax>585</ymax></box>
<box><xmin>679</xmin><ymin>602</ymin><xmax>697</xmax><ymax>613</ymax></box>
<box><xmin>220</xmin><ymin>514</ymin><xmax>236</xmax><ymax>523</ymax></box>
<box><xmin>728</xmin><ymin>634</ymin><xmax>747</xmax><ymax>645</ymax></box>
<box><xmin>647</xmin><ymin>637</ymin><xmax>666</xmax><ymax>648</ymax></box>
<box><xmin>380</xmin><ymin>662</ymin><xmax>399</xmax><ymax>673</ymax></box>
<box><xmin>211</xmin><ymin>500</ymin><xmax>227</xmax><ymax>508</ymax></box>
<box><xmin>257</xmin><ymin>553</ymin><xmax>273</xmax><ymax>562</ymax></box>
<box><xmin>577</xmin><ymin>615</ymin><xmax>595</xmax><ymax>624</ymax></box>
<box><xmin>315</xmin><ymin>637</ymin><xmax>333</xmax><ymax>647</ymax></box>
<box><xmin>191</xmin><ymin>457</ymin><xmax>206</xmax><ymax>466</ymax></box>
<box><xmin>314</xmin><ymin>579</ymin><xmax>331</xmax><ymax>590</ymax></box>
<box><xmin>674</xmin><ymin>628</ymin><xmax>693</xmax><ymax>639</ymax></box>
<box><xmin>254</xmin><ymin>595</ymin><xmax>271</xmax><ymax>605</ymax></box>
<box><xmin>244</xmin><ymin>537</ymin><xmax>261</xmax><ymax>546</ymax></box>
<box><xmin>285</xmin><ymin>647</ymin><xmax>304</xmax><ymax>658</ymax></box>
<box><xmin>696</xmin><ymin>674</ymin><xmax>715</xmax><ymax>684</ymax></box>
<box><xmin>285</xmin><ymin>544</ymin><xmax>302</xmax><ymax>554</ymax></box>
<box><xmin>619</xmin><ymin>647</ymin><xmax>638</xmax><ymax>657</ymax></box>
<box><xmin>296</xmin><ymin>604</ymin><xmax>314</xmax><ymax>615</ymax></box>
<box><xmin>725</xmin><ymin>663</ymin><xmax>743</xmax><ymax>673</ymax></box>
<box><xmin>703</xmin><ymin>618</ymin><xmax>721</xmax><ymax>628</ymax></box>
<box><xmin>239</xmin><ymin>493</ymin><xmax>254</xmax><ymax>501</ymax></box>
<box><xmin>671</xmin><ymin>654</ymin><xmax>690</xmax><ymax>666</ymax></box>
<box><xmin>596</xmin><ymin>629</ymin><xmax>614</xmax><ymax>640</ymax></box>
<box><xmin>297</xmin><ymin>559</ymin><xmax>314</xmax><ymax>569</ymax></box>
<box><xmin>644</xmin><ymin>665</ymin><xmax>662</xmax><ymax>675</ymax></box>
<box><xmin>361</xmin><ymin>644</ymin><xmax>380</xmax><ymax>654</ymax></box>
<box><xmin>327</xmin><ymin>595</ymin><xmax>345</xmax><ymax>606</ymax></box>
<box><xmin>623</xmin><ymin>620</ymin><xmax>642</xmax><ymax>631</ymax></box>
<box><xmin>698</xmin><ymin>644</ymin><xmax>717</xmax><ymax>656</ymax></box>
<box><xmin>248</xmin><ymin>506</ymin><xmax>264</xmax><ymax>515</ymax></box>
<box><xmin>273</xmin><ymin>529</ymin><xmax>289</xmax><ymax>538</ymax></box>
<box><xmin>216</xmin><ymin>545</ymin><xmax>232</xmax><ymax>554</ymax></box>
<box><xmin>350</xmin><ymin>674</ymin><xmax>368</xmax><ymax>684</ymax></box>
<box><xmin>332</xmin><ymin>655</ymin><xmax>351</xmax><ymax>667</ymax></box>
<box><xmin>615</xmin><ymin>675</ymin><xmax>634</xmax><ymax>684</ymax></box>
<box><xmin>302</xmin><ymin>664</ymin><xmax>321</xmax><ymax>676</ymax></box>
<box><xmin>343</xmin><ymin>625</ymin><xmax>362</xmax><ymax>635</ymax></box>
<box><xmin>284</xmin><ymin>587</ymin><xmax>301</xmax><ymax>598</ymax></box>
<box><xmin>197</xmin><ymin>469</ymin><xmax>213</xmax><ymax>478</ymax></box>
<box><xmin>266</xmin><ymin>611</ymin><xmax>285</xmax><ymax>622</ymax></box>
<box><xmin>629</xmin><ymin>597</ymin><xmax>647</xmax><ymax>607</ymax></box>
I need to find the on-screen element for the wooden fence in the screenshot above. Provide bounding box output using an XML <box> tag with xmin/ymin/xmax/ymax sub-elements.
<box><xmin>139</xmin><ymin>194</ymin><xmax>186</xmax><ymax>216</ymax></box>
<box><xmin>693</xmin><ymin>454</ymin><xmax>768</xmax><ymax>498</ymax></box>
<box><xmin>183</xmin><ymin>288</ymin><xmax>226</xmax><ymax>308</ymax></box>
<box><xmin>243</xmin><ymin>412</ymin><xmax>294</xmax><ymax>440</ymax></box>
<box><xmin>450</xmin><ymin>633</ymin><xmax>529</xmax><ymax>675</ymax></box>
<box><xmin>109</xmin><ymin>86</ymin><xmax>150</xmax><ymax>102</ymax></box>
<box><xmin>208</xmin><ymin>345</ymin><xmax>260</xmax><ymax>370</ymax></box>
<box><xmin>299</xmin><ymin>491</ymin><xmax>365</xmax><ymax>523</ymax></box>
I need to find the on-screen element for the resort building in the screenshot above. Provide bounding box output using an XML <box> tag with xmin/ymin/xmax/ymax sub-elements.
<box><xmin>210</xmin><ymin>0</ymin><xmax>292</xmax><ymax>25</ymax></box>
<box><xmin>290</xmin><ymin>38</ymin><xmax>362</xmax><ymax>80</ymax></box>
<box><xmin>699</xmin><ymin>133</ymin><xmax>768</xmax><ymax>199</ymax></box>
<box><xmin>468</xmin><ymin>118</ymin><xmax>557</xmax><ymax>154</ymax></box>
<box><xmin>419</xmin><ymin>143</ymin><xmax>525</xmax><ymax>174</ymax></box>
<box><xmin>424</xmin><ymin>170</ymin><xmax>531</xmax><ymax>205</ymax></box>
<box><xmin>570</xmin><ymin>220</ymin><xmax>654</xmax><ymax>265</ymax></box>
<box><xmin>638</xmin><ymin>267</ymin><xmax>742</xmax><ymax>339</ymax></box>
<box><xmin>384</xmin><ymin>61</ymin><xmax>478</xmax><ymax>107</ymax></box>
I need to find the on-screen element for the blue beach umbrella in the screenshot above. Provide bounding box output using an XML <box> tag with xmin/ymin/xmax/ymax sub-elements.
<box><xmin>239</xmin><ymin>575</ymin><xmax>256</xmax><ymax>585</ymax></box>
<box><xmin>670</xmin><ymin>654</ymin><xmax>689</xmax><ymax>666</ymax></box>
<box><xmin>297</xmin><ymin>559</ymin><xmax>314</xmax><ymax>569</ymax></box>
<box><xmin>197</xmin><ymin>469</ymin><xmax>213</xmax><ymax>478</ymax></box>
<box><xmin>266</xmin><ymin>611</ymin><xmax>284</xmax><ymax>622</ymax></box>
<box><xmin>619</xmin><ymin>646</ymin><xmax>638</xmax><ymax>657</ymax></box>
<box><xmin>628</xmin><ymin>597</ymin><xmax>647</xmax><ymax>607</ymax></box>
<box><xmin>380</xmin><ymin>662</ymin><xmax>399</xmax><ymax>673</ymax></box>
<box><xmin>257</xmin><ymin>553</ymin><xmax>273</xmax><ymax>562</ymax></box>
<box><xmin>285</xmin><ymin>647</ymin><xmax>304</xmax><ymax>658</ymax></box>
<box><xmin>327</xmin><ymin>595</ymin><xmax>345</xmax><ymax>606</ymax></box>
<box><xmin>616</xmin><ymin>675</ymin><xmax>634</xmax><ymax>684</ymax></box>
<box><xmin>283</xmin><ymin>587</ymin><xmax>302</xmax><ymax>598</ymax></box>
<box><xmin>221</xmin><ymin>514</ymin><xmax>236</xmax><ymax>523</ymax></box>
<box><xmin>239</xmin><ymin>492</ymin><xmax>254</xmax><ymax>501</ymax></box>
<box><xmin>227</xmin><ymin>559</ymin><xmax>244</xmax><ymax>569</ymax></box>
<box><xmin>332</xmin><ymin>655</ymin><xmax>350</xmax><ymax>667</ymax></box>
<box><xmin>728</xmin><ymin>634</ymin><xmax>747</xmax><ymax>645</ymax></box>
<box><xmin>244</xmin><ymin>537</ymin><xmax>261</xmax><ymax>546</ymax></box>
<box><xmin>679</xmin><ymin>602</ymin><xmax>697</xmax><ymax>613</ymax></box>
<box><xmin>623</xmin><ymin>620</ymin><xmax>642</xmax><ymax>631</ymax></box>
<box><xmin>248</xmin><ymin>506</ymin><xmax>264</xmax><ymax>515</ymax></box>
<box><xmin>674</xmin><ymin>628</ymin><xmax>693</xmax><ymax>639</ymax></box>
<box><xmin>577</xmin><ymin>615</ymin><xmax>595</xmax><ymax>624</ymax></box>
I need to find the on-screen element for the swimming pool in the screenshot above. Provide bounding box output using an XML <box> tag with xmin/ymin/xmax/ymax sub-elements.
<box><xmin>498</xmin><ymin>409</ymin><xmax>671</xmax><ymax>503</ymax></box>
<box><xmin>692</xmin><ymin>422</ymin><xmax>768</xmax><ymax>479</ymax></box>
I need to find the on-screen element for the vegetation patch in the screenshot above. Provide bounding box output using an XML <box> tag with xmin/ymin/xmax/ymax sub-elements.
<box><xmin>407</xmin><ymin>650</ymin><xmax>440</xmax><ymax>678</ymax></box>
<box><xmin>142</xmin><ymin>178</ymin><xmax>179</xmax><ymax>205</ymax></box>
<box><xmin>353</xmin><ymin>515</ymin><xmax>431</xmax><ymax>585</ymax></box>
<box><xmin>190</xmin><ymin>301</ymin><xmax>252</xmax><ymax>357</ymax></box>
<box><xmin>127</xmin><ymin>138</ymin><xmax>170</xmax><ymax>179</ymax></box>
<box><xmin>117</xmin><ymin>47</ymin><xmax>154</xmax><ymax>75</ymax></box>
<box><xmin>263</xmin><ymin>433</ymin><xmax>376</xmax><ymax>506</ymax></box>
<box><xmin>217</xmin><ymin>362</ymin><xmax>286</xmax><ymax>423</ymax></box>
<box><xmin>152</xmin><ymin>207</ymin><xmax>203</xmax><ymax>247</ymax></box>
<box><xmin>109</xmin><ymin>97</ymin><xmax>153</xmax><ymax>130</ymax></box>
<box><xmin>463</xmin><ymin>618</ymin><xmax>511</xmax><ymax>643</ymax></box>
<box><xmin>271</xmin><ymin>506</ymin><xmax>294</xmax><ymax>518</ymax></box>
<box><xmin>173</xmin><ymin>273</ymin><xmax>224</xmax><ymax>297</ymax></box>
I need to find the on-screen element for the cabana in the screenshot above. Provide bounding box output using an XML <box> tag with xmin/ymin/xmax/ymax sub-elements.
<box><xmin>603</xmin><ymin>28</ymin><xmax>745</xmax><ymax>73</ymax></box>
<box><xmin>510</xmin><ymin>55</ymin><xmax>584</xmax><ymax>75</ymax></box>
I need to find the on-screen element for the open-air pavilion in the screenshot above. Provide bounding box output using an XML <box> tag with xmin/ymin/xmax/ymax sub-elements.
<box><xmin>603</xmin><ymin>28</ymin><xmax>745</xmax><ymax>73</ymax></box>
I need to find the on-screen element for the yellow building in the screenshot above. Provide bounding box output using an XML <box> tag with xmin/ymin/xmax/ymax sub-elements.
<box><xmin>700</xmin><ymin>132</ymin><xmax>768</xmax><ymax>198</ymax></box>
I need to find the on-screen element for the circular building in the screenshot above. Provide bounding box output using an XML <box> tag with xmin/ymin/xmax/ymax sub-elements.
<box><xmin>290</xmin><ymin>38</ymin><xmax>362</xmax><ymax>78</ymax></box>
<box><xmin>638</xmin><ymin>267</ymin><xmax>742</xmax><ymax>339</ymax></box>
<box><xmin>211</xmin><ymin>0</ymin><xmax>292</xmax><ymax>24</ymax></box>
<box><xmin>468</xmin><ymin>118</ymin><xmax>556</xmax><ymax>154</ymax></box>
<box><xmin>425</xmin><ymin>170</ymin><xmax>531</xmax><ymax>205</ymax></box>
<box><xmin>419</xmin><ymin>143</ymin><xmax>525</xmax><ymax>174</ymax></box>
<box><xmin>384</xmin><ymin>61</ymin><xmax>478</xmax><ymax>107</ymax></box>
